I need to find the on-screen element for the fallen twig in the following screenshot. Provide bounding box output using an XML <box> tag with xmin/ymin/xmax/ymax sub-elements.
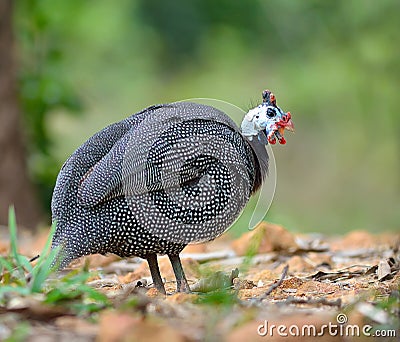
<box><xmin>309</xmin><ymin>269</ymin><xmax>365</xmax><ymax>281</ymax></box>
<box><xmin>258</xmin><ymin>265</ymin><xmax>289</xmax><ymax>301</ymax></box>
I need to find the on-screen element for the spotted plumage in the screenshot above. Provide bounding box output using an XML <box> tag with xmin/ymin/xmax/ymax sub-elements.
<box><xmin>52</xmin><ymin>94</ymin><xmax>293</xmax><ymax>294</ymax></box>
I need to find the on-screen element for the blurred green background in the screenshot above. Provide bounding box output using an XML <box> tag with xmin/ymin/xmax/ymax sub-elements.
<box><xmin>14</xmin><ymin>0</ymin><xmax>399</xmax><ymax>234</ymax></box>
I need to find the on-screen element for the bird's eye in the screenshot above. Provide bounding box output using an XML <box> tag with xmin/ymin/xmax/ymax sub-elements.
<box><xmin>267</xmin><ymin>108</ymin><xmax>276</xmax><ymax>118</ymax></box>
<box><xmin>255</xmin><ymin>115</ymin><xmax>259</xmax><ymax>119</ymax></box>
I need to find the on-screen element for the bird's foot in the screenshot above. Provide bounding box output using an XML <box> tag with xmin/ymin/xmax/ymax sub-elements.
<box><xmin>176</xmin><ymin>280</ymin><xmax>191</xmax><ymax>293</ymax></box>
<box><xmin>154</xmin><ymin>282</ymin><xmax>167</xmax><ymax>295</ymax></box>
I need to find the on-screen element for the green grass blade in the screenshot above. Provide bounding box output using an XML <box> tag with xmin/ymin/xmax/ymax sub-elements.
<box><xmin>0</xmin><ymin>285</ymin><xmax>30</xmax><ymax>297</ymax></box>
<box><xmin>42</xmin><ymin>220</ymin><xmax>57</xmax><ymax>255</ymax></box>
<box><xmin>30</xmin><ymin>245</ymin><xmax>61</xmax><ymax>293</ymax></box>
<box><xmin>7</xmin><ymin>206</ymin><xmax>28</xmax><ymax>284</ymax></box>
<box><xmin>8</xmin><ymin>206</ymin><xmax>23</xmax><ymax>267</ymax></box>
<box><xmin>32</xmin><ymin>220</ymin><xmax>57</xmax><ymax>270</ymax></box>
<box><xmin>17</xmin><ymin>255</ymin><xmax>34</xmax><ymax>273</ymax></box>
<box><xmin>0</xmin><ymin>256</ymin><xmax>14</xmax><ymax>274</ymax></box>
<box><xmin>30</xmin><ymin>220</ymin><xmax>59</xmax><ymax>289</ymax></box>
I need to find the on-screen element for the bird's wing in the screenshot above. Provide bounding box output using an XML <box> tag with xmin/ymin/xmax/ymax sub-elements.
<box><xmin>52</xmin><ymin>120</ymin><xmax>130</xmax><ymax>217</ymax></box>
<box><xmin>51</xmin><ymin>105</ymin><xmax>163</xmax><ymax>212</ymax></box>
<box><xmin>77</xmin><ymin>102</ymin><xmax>244</xmax><ymax>208</ymax></box>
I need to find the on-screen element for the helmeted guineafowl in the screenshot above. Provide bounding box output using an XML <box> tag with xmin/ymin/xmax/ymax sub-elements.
<box><xmin>51</xmin><ymin>90</ymin><xmax>294</xmax><ymax>294</ymax></box>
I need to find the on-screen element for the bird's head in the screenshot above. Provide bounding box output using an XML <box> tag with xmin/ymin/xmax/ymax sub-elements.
<box><xmin>241</xmin><ymin>90</ymin><xmax>294</xmax><ymax>145</ymax></box>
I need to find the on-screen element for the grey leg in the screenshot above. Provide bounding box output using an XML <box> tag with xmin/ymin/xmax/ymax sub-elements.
<box><xmin>168</xmin><ymin>254</ymin><xmax>191</xmax><ymax>293</ymax></box>
<box><xmin>146</xmin><ymin>253</ymin><xmax>166</xmax><ymax>295</ymax></box>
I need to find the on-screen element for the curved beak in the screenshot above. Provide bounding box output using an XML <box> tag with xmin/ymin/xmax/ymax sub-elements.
<box><xmin>278</xmin><ymin>112</ymin><xmax>295</xmax><ymax>133</ymax></box>
<box><xmin>272</xmin><ymin>112</ymin><xmax>294</xmax><ymax>145</ymax></box>
<box><xmin>284</xmin><ymin>118</ymin><xmax>295</xmax><ymax>132</ymax></box>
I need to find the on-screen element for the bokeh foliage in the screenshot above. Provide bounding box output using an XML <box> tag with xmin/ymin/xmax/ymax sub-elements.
<box><xmin>14</xmin><ymin>0</ymin><xmax>399</xmax><ymax>233</ymax></box>
<box><xmin>15</xmin><ymin>0</ymin><xmax>83</xmax><ymax>209</ymax></box>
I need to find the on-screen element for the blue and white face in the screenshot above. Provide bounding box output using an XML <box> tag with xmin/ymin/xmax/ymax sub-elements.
<box><xmin>241</xmin><ymin>91</ymin><xmax>294</xmax><ymax>145</ymax></box>
<box><xmin>249</xmin><ymin>104</ymin><xmax>294</xmax><ymax>144</ymax></box>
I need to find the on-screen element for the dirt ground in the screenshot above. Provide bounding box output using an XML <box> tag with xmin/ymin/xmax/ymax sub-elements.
<box><xmin>0</xmin><ymin>222</ymin><xmax>399</xmax><ymax>341</ymax></box>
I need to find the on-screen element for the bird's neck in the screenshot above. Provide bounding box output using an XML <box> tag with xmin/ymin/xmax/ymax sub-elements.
<box><xmin>245</xmin><ymin>135</ymin><xmax>269</xmax><ymax>194</ymax></box>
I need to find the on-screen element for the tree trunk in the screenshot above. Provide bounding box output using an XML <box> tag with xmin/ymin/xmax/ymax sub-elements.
<box><xmin>0</xmin><ymin>0</ymin><xmax>43</xmax><ymax>229</ymax></box>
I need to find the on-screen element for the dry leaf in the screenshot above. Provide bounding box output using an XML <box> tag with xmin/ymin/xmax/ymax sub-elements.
<box><xmin>233</xmin><ymin>278</ymin><xmax>256</xmax><ymax>290</ymax></box>
<box><xmin>377</xmin><ymin>260</ymin><xmax>391</xmax><ymax>281</ymax></box>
